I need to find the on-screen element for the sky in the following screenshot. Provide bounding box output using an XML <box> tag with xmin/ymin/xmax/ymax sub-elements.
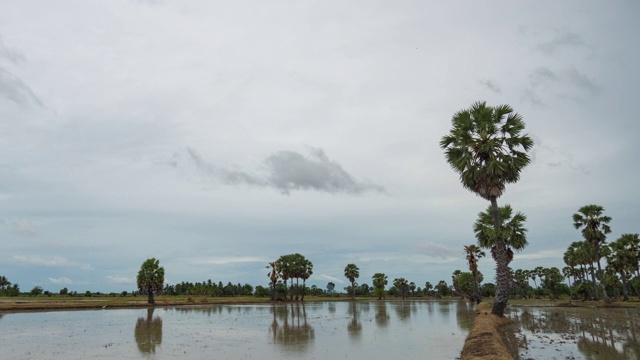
<box><xmin>1</xmin><ymin>1</ymin><xmax>638</xmax><ymax>293</ymax></box>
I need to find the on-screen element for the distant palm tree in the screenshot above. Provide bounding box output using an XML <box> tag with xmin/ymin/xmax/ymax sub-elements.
<box><xmin>266</xmin><ymin>261</ymin><xmax>280</xmax><ymax>301</ymax></box>
<box><xmin>344</xmin><ymin>264</ymin><xmax>360</xmax><ymax>300</ymax></box>
<box><xmin>607</xmin><ymin>234</ymin><xmax>639</xmax><ymax>301</ymax></box>
<box><xmin>463</xmin><ymin>244</ymin><xmax>485</xmax><ymax>303</ymax></box>
<box><xmin>440</xmin><ymin>101</ymin><xmax>533</xmax><ymax>316</ymax></box>
<box><xmin>573</xmin><ymin>204</ymin><xmax>612</xmax><ymax>304</ymax></box>
<box><xmin>372</xmin><ymin>273</ymin><xmax>388</xmax><ymax>300</ymax></box>
<box><xmin>137</xmin><ymin>258</ymin><xmax>165</xmax><ymax>304</ymax></box>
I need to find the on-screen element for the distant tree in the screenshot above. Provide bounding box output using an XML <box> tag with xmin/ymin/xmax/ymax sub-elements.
<box><xmin>254</xmin><ymin>285</ymin><xmax>269</xmax><ymax>297</ymax></box>
<box><xmin>607</xmin><ymin>234</ymin><xmax>640</xmax><ymax>301</ymax></box>
<box><xmin>372</xmin><ymin>273</ymin><xmax>388</xmax><ymax>300</ymax></box>
<box><xmin>275</xmin><ymin>253</ymin><xmax>312</xmax><ymax>301</ymax></box>
<box><xmin>441</xmin><ymin>101</ymin><xmax>533</xmax><ymax>316</ymax></box>
<box><xmin>30</xmin><ymin>286</ymin><xmax>43</xmax><ymax>296</ymax></box>
<box><xmin>0</xmin><ymin>275</ymin><xmax>10</xmax><ymax>290</ymax></box>
<box><xmin>60</xmin><ymin>287</ymin><xmax>69</xmax><ymax>295</ymax></box>
<box><xmin>137</xmin><ymin>258</ymin><xmax>165</xmax><ymax>304</ymax></box>
<box><xmin>344</xmin><ymin>264</ymin><xmax>360</xmax><ymax>300</ymax></box>
<box><xmin>266</xmin><ymin>260</ymin><xmax>280</xmax><ymax>300</ymax></box>
<box><xmin>464</xmin><ymin>244</ymin><xmax>485</xmax><ymax>303</ymax></box>
<box><xmin>541</xmin><ymin>267</ymin><xmax>564</xmax><ymax>299</ymax></box>
<box><xmin>435</xmin><ymin>280</ymin><xmax>450</xmax><ymax>297</ymax></box>
<box><xmin>424</xmin><ymin>281</ymin><xmax>433</xmax><ymax>296</ymax></box>
<box><xmin>326</xmin><ymin>282</ymin><xmax>335</xmax><ymax>295</ymax></box>
<box><xmin>393</xmin><ymin>278</ymin><xmax>410</xmax><ymax>299</ymax></box>
<box><xmin>573</xmin><ymin>204</ymin><xmax>612</xmax><ymax>304</ymax></box>
<box><xmin>454</xmin><ymin>272</ymin><xmax>484</xmax><ymax>301</ymax></box>
<box><xmin>480</xmin><ymin>283</ymin><xmax>496</xmax><ymax>297</ymax></box>
<box><xmin>512</xmin><ymin>269</ymin><xmax>530</xmax><ymax>299</ymax></box>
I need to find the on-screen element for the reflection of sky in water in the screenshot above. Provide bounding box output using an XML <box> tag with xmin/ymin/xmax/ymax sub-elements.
<box><xmin>0</xmin><ymin>301</ymin><xmax>475</xmax><ymax>359</ymax></box>
<box><xmin>507</xmin><ymin>306</ymin><xmax>640</xmax><ymax>360</ymax></box>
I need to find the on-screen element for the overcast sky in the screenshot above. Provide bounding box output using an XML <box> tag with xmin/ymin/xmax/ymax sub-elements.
<box><xmin>1</xmin><ymin>1</ymin><xmax>638</xmax><ymax>293</ymax></box>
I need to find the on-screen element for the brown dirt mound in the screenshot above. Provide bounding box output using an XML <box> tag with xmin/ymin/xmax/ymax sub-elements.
<box><xmin>460</xmin><ymin>302</ymin><xmax>514</xmax><ymax>360</ymax></box>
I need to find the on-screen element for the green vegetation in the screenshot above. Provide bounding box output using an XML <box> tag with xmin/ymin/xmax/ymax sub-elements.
<box><xmin>137</xmin><ymin>258</ymin><xmax>165</xmax><ymax>304</ymax></box>
<box><xmin>344</xmin><ymin>264</ymin><xmax>360</xmax><ymax>300</ymax></box>
<box><xmin>440</xmin><ymin>101</ymin><xmax>533</xmax><ymax>317</ymax></box>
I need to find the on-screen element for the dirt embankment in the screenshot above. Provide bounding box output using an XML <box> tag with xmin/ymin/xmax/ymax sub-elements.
<box><xmin>460</xmin><ymin>302</ymin><xmax>514</xmax><ymax>360</ymax></box>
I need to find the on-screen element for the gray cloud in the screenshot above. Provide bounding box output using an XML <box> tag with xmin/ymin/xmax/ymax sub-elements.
<box><xmin>0</xmin><ymin>34</ymin><xmax>25</xmax><ymax>64</ymax></box>
<box><xmin>564</xmin><ymin>67</ymin><xmax>602</xmax><ymax>96</ymax></box>
<box><xmin>174</xmin><ymin>147</ymin><xmax>385</xmax><ymax>195</ymax></box>
<box><xmin>524</xmin><ymin>67</ymin><xmax>602</xmax><ymax>104</ymax></box>
<box><xmin>535</xmin><ymin>31</ymin><xmax>586</xmax><ymax>55</ymax></box>
<box><xmin>265</xmin><ymin>148</ymin><xmax>386</xmax><ymax>195</ymax></box>
<box><xmin>0</xmin><ymin>68</ymin><xmax>42</xmax><ymax>107</ymax></box>
<box><xmin>529</xmin><ymin>67</ymin><xmax>558</xmax><ymax>86</ymax></box>
<box><xmin>478</xmin><ymin>79</ymin><xmax>501</xmax><ymax>93</ymax></box>
<box><xmin>184</xmin><ymin>147</ymin><xmax>267</xmax><ymax>187</ymax></box>
<box><xmin>4</xmin><ymin>218</ymin><xmax>38</xmax><ymax>237</ymax></box>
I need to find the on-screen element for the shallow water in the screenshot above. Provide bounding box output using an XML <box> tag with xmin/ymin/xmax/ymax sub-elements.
<box><xmin>0</xmin><ymin>300</ymin><xmax>475</xmax><ymax>359</ymax></box>
<box><xmin>507</xmin><ymin>305</ymin><xmax>640</xmax><ymax>360</ymax></box>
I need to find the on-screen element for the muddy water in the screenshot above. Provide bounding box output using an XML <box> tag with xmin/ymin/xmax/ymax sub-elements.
<box><xmin>0</xmin><ymin>300</ymin><xmax>474</xmax><ymax>359</ymax></box>
<box><xmin>506</xmin><ymin>306</ymin><xmax>640</xmax><ymax>359</ymax></box>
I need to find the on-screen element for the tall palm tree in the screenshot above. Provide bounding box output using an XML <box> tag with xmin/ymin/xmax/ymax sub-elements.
<box><xmin>137</xmin><ymin>258</ymin><xmax>165</xmax><ymax>304</ymax></box>
<box><xmin>344</xmin><ymin>264</ymin><xmax>360</xmax><ymax>300</ymax></box>
<box><xmin>463</xmin><ymin>244</ymin><xmax>485</xmax><ymax>303</ymax></box>
<box><xmin>266</xmin><ymin>261</ymin><xmax>280</xmax><ymax>301</ymax></box>
<box><xmin>300</xmin><ymin>258</ymin><xmax>313</xmax><ymax>301</ymax></box>
<box><xmin>573</xmin><ymin>204</ymin><xmax>612</xmax><ymax>304</ymax></box>
<box><xmin>607</xmin><ymin>234</ymin><xmax>639</xmax><ymax>301</ymax></box>
<box><xmin>440</xmin><ymin>101</ymin><xmax>533</xmax><ymax>316</ymax></box>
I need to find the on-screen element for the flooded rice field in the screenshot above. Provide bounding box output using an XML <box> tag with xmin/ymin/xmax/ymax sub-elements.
<box><xmin>507</xmin><ymin>305</ymin><xmax>640</xmax><ymax>360</ymax></box>
<box><xmin>0</xmin><ymin>300</ymin><xmax>475</xmax><ymax>359</ymax></box>
<box><xmin>3</xmin><ymin>300</ymin><xmax>638</xmax><ymax>359</ymax></box>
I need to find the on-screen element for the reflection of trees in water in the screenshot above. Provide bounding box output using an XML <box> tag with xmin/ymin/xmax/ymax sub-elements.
<box><xmin>327</xmin><ymin>302</ymin><xmax>336</xmax><ymax>313</ymax></box>
<box><xmin>393</xmin><ymin>301</ymin><xmax>416</xmax><ymax>321</ymax></box>
<box><xmin>455</xmin><ymin>301</ymin><xmax>474</xmax><ymax>332</ymax></box>
<box><xmin>173</xmin><ymin>306</ymin><xmax>224</xmax><ymax>316</ymax></box>
<box><xmin>374</xmin><ymin>302</ymin><xmax>389</xmax><ymax>327</ymax></box>
<box><xmin>134</xmin><ymin>308</ymin><xmax>163</xmax><ymax>355</ymax></box>
<box><xmin>347</xmin><ymin>302</ymin><xmax>362</xmax><ymax>339</ymax></box>
<box><xmin>269</xmin><ymin>303</ymin><xmax>315</xmax><ymax>354</ymax></box>
<box><xmin>510</xmin><ymin>307</ymin><xmax>640</xmax><ymax>359</ymax></box>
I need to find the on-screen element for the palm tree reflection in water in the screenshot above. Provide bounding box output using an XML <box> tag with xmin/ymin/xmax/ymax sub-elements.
<box><xmin>347</xmin><ymin>301</ymin><xmax>362</xmax><ymax>339</ymax></box>
<box><xmin>134</xmin><ymin>308</ymin><xmax>162</xmax><ymax>355</ymax></box>
<box><xmin>374</xmin><ymin>302</ymin><xmax>389</xmax><ymax>328</ymax></box>
<box><xmin>269</xmin><ymin>303</ymin><xmax>315</xmax><ymax>354</ymax></box>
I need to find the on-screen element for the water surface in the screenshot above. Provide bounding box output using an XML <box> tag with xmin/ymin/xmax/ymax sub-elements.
<box><xmin>0</xmin><ymin>300</ymin><xmax>474</xmax><ymax>359</ymax></box>
<box><xmin>507</xmin><ymin>305</ymin><xmax>640</xmax><ymax>360</ymax></box>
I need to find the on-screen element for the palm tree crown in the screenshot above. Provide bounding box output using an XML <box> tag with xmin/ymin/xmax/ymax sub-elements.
<box><xmin>474</xmin><ymin>204</ymin><xmax>528</xmax><ymax>262</ymax></box>
<box><xmin>440</xmin><ymin>101</ymin><xmax>533</xmax><ymax>201</ymax></box>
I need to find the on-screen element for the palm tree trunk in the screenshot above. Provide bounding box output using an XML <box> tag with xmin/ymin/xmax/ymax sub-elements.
<box><xmin>589</xmin><ymin>265</ymin><xmax>599</xmax><ymax>300</ymax></box>
<box><xmin>147</xmin><ymin>286</ymin><xmax>154</xmax><ymax>304</ymax></box>
<box><xmin>490</xmin><ymin>196</ymin><xmax>509</xmax><ymax>317</ymax></box>
<box><xmin>472</xmin><ymin>271</ymin><xmax>481</xmax><ymax>304</ymax></box>
<box><xmin>620</xmin><ymin>272</ymin><xmax>629</xmax><ymax>301</ymax></box>
<box><xmin>595</xmin><ymin>248</ymin><xmax>611</xmax><ymax>304</ymax></box>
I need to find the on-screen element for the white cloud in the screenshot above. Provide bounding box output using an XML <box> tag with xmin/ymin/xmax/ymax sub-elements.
<box><xmin>513</xmin><ymin>249</ymin><xmax>566</xmax><ymax>261</ymax></box>
<box><xmin>12</xmin><ymin>255</ymin><xmax>94</xmax><ymax>270</ymax></box>
<box><xmin>4</xmin><ymin>218</ymin><xmax>38</xmax><ymax>236</ymax></box>
<box><xmin>105</xmin><ymin>276</ymin><xmax>135</xmax><ymax>285</ymax></box>
<box><xmin>193</xmin><ymin>256</ymin><xmax>268</xmax><ymax>265</ymax></box>
<box><xmin>48</xmin><ymin>277</ymin><xmax>73</xmax><ymax>285</ymax></box>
